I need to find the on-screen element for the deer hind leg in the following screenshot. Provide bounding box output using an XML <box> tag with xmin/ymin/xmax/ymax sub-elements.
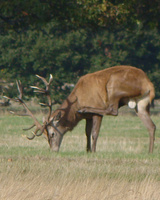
<box><xmin>78</xmin><ymin>100</ymin><xmax>119</xmax><ymax>116</ymax></box>
<box><xmin>105</xmin><ymin>101</ymin><xmax>119</xmax><ymax>116</ymax></box>
<box><xmin>136</xmin><ymin>97</ymin><xmax>156</xmax><ymax>153</ymax></box>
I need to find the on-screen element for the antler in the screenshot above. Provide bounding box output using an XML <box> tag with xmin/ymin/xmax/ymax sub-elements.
<box><xmin>3</xmin><ymin>75</ymin><xmax>54</xmax><ymax>140</ymax></box>
<box><xmin>30</xmin><ymin>74</ymin><xmax>53</xmax><ymax>122</ymax></box>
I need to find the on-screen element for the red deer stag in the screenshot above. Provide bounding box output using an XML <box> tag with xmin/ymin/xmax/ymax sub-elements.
<box><xmin>4</xmin><ymin>65</ymin><xmax>156</xmax><ymax>153</ymax></box>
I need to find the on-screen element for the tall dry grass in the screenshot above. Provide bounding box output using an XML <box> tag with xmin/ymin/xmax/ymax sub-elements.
<box><xmin>1</xmin><ymin>157</ymin><xmax>160</xmax><ymax>200</ymax></box>
<box><xmin>0</xmin><ymin>110</ymin><xmax>160</xmax><ymax>200</ymax></box>
<box><xmin>1</xmin><ymin>175</ymin><xmax>160</xmax><ymax>200</ymax></box>
<box><xmin>1</xmin><ymin>152</ymin><xmax>160</xmax><ymax>200</ymax></box>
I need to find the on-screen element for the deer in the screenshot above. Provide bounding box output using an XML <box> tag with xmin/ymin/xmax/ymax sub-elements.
<box><xmin>4</xmin><ymin>65</ymin><xmax>156</xmax><ymax>153</ymax></box>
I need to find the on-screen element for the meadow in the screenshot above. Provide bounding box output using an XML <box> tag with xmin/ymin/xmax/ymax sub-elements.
<box><xmin>0</xmin><ymin>104</ymin><xmax>160</xmax><ymax>200</ymax></box>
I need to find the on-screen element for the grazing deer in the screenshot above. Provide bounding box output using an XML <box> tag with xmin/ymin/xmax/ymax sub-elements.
<box><xmin>4</xmin><ymin>65</ymin><xmax>156</xmax><ymax>153</ymax></box>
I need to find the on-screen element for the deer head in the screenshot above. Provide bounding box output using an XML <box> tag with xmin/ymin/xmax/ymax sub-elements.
<box><xmin>4</xmin><ymin>74</ymin><xmax>63</xmax><ymax>151</ymax></box>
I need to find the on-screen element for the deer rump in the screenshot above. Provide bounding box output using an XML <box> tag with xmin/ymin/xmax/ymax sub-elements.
<box><xmin>75</xmin><ymin>66</ymin><xmax>154</xmax><ymax>115</ymax></box>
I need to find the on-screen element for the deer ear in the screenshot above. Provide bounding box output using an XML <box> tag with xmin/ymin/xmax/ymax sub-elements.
<box><xmin>54</xmin><ymin>111</ymin><xmax>61</xmax><ymax>121</ymax></box>
<box><xmin>52</xmin><ymin>111</ymin><xmax>61</xmax><ymax>127</ymax></box>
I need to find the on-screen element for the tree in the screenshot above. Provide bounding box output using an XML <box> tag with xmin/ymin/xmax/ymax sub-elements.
<box><xmin>1</xmin><ymin>1</ymin><xmax>160</xmax><ymax>101</ymax></box>
<box><xmin>0</xmin><ymin>21</ymin><xmax>93</xmax><ymax>102</ymax></box>
<box><xmin>1</xmin><ymin>0</ymin><xmax>160</xmax><ymax>32</ymax></box>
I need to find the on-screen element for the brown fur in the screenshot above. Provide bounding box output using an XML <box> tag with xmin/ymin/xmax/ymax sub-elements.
<box><xmin>48</xmin><ymin>65</ymin><xmax>156</xmax><ymax>153</ymax></box>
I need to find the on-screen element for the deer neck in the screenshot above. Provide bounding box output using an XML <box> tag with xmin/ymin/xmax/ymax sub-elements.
<box><xmin>58</xmin><ymin>96</ymin><xmax>81</xmax><ymax>131</ymax></box>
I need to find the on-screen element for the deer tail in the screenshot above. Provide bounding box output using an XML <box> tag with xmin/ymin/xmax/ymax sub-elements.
<box><xmin>148</xmin><ymin>82</ymin><xmax>155</xmax><ymax>104</ymax></box>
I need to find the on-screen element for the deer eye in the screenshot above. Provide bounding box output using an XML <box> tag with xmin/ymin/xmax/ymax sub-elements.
<box><xmin>51</xmin><ymin>133</ymin><xmax>55</xmax><ymax>138</ymax></box>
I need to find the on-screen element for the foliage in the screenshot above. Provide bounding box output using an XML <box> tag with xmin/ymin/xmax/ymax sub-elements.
<box><xmin>1</xmin><ymin>0</ymin><xmax>160</xmax><ymax>32</ymax></box>
<box><xmin>1</xmin><ymin>22</ymin><xmax>160</xmax><ymax>100</ymax></box>
<box><xmin>1</xmin><ymin>1</ymin><xmax>160</xmax><ymax>101</ymax></box>
<box><xmin>0</xmin><ymin>21</ymin><xmax>92</xmax><ymax>102</ymax></box>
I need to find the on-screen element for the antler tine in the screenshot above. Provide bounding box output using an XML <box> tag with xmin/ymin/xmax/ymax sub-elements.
<box><xmin>23</xmin><ymin>124</ymin><xmax>36</xmax><ymax>131</ymax></box>
<box><xmin>35</xmin><ymin>126</ymin><xmax>45</xmax><ymax>137</ymax></box>
<box><xmin>26</xmin><ymin>132</ymin><xmax>36</xmax><ymax>140</ymax></box>
<box><xmin>3</xmin><ymin>96</ymin><xmax>19</xmax><ymax>103</ymax></box>
<box><xmin>36</xmin><ymin>74</ymin><xmax>53</xmax><ymax>89</ymax></box>
<box><xmin>5</xmin><ymin>79</ymin><xmax>45</xmax><ymax>140</ymax></box>
<box><xmin>34</xmin><ymin>74</ymin><xmax>53</xmax><ymax>122</ymax></box>
<box><xmin>4</xmin><ymin>81</ymin><xmax>23</xmax><ymax>103</ymax></box>
<box><xmin>16</xmin><ymin>80</ymin><xmax>23</xmax><ymax>99</ymax></box>
<box><xmin>10</xmin><ymin>111</ymin><xmax>29</xmax><ymax>116</ymax></box>
<box><xmin>36</xmin><ymin>74</ymin><xmax>49</xmax><ymax>86</ymax></box>
<box><xmin>30</xmin><ymin>86</ymin><xmax>46</xmax><ymax>94</ymax></box>
<box><xmin>49</xmin><ymin>74</ymin><xmax>53</xmax><ymax>85</ymax></box>
<box><xmin>46</xmin><ymin>94</ymin><xmax>52</xmax><ymax>122</ymax></box>
<box><xmin>24</xmin><ymin>125</ymin><xmax>47</xmax><ymax>140</ymax></box>
<box><xmin>23</xmin><ymin>126</ymin><xmax>44</xmax><ymax>140</ymax></box>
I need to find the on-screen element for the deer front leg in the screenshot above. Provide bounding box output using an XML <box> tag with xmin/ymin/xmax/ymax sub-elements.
<box><xmin>91</xmin><ymin>115</ymin><xmax>103</xmax><ymax>152</ymax></box>
<box><xmin>85</xmin><ymin>118</ymin><xmax>92</xmax><ymax>152</ymax></box>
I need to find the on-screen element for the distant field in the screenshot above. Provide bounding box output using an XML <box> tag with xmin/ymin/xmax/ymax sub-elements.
<box><xmin>0</xmin><ymin>106</ymin><xmax>160</xmax><ymax>200</ymax></box>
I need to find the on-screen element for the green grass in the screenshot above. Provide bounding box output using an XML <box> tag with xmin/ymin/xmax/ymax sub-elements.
<box><xmin>0</xmin><ymin>109</ymin><xmax>160</xmax><ymax>199</ymax></box>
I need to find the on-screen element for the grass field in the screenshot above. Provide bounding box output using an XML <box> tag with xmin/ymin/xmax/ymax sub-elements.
<box><xmin>0</xmin><ymin>106</ymin><xmax>160</xmax><ymax>200</ymax></box>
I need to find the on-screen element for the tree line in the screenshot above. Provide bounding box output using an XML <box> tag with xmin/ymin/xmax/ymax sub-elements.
<box><xmin>1</xmin><ymin>1</ymin><xmax>160</xmax><ymax>103</ymax></box>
